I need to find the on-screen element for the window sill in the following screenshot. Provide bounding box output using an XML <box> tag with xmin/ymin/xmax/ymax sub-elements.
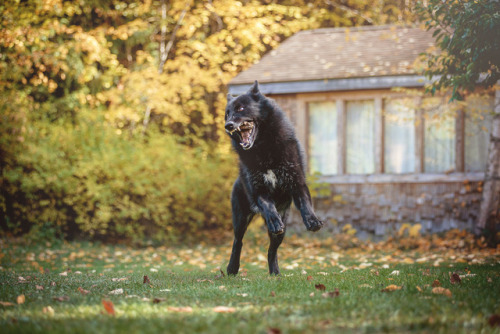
<box><xmin>317</xmin><ymin>172</ymin><xmax>485</xmax><ymax>184</ymax></box>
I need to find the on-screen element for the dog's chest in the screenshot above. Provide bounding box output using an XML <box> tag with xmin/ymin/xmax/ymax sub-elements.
<box><xmin>252</xmin><ymin>167</ymin><xmax>296</xmax><ymax>191</ymax></box>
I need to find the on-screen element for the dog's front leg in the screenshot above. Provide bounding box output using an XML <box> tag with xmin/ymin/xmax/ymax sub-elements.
<box><xmin>256</xmin><ymin>196</ymin><xmax>285</xmax><ymax>235</ymax></box>
<box><xmin>292</xmin><ymin>186</ymin><xmax>323</xmax><ymax>232</ymax></box>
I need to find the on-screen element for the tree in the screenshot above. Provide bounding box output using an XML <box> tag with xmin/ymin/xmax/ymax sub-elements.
<box><xmin>417</xmin><ymin>0</ymin><xmax>500</xmax><ymax>236</ymax></box>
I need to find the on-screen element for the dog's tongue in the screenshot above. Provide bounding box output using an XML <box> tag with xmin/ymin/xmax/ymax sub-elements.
<box><xmin>241</xmin><ymin>129</ymin><xmax>251</xmax><ymax>144</ymax></box>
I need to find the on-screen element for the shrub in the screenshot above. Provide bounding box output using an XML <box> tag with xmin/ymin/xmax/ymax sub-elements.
<box><xmin>1</xmin><ymin>112</ymin><xmax>237</xmax><ymax>243</ymax></box>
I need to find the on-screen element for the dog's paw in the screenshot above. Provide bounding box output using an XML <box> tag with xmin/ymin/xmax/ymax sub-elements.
<box><xmin>304</xmin><ymin>216</ymin><xmax>323</xmax><ymax>232</ymax></box>
<box><xmin>266</xmin><ymin>215</ymin><xmax>285</xmax><ymax>235</ymax></box>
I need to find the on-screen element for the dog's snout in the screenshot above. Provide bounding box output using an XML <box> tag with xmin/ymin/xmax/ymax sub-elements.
<box><xmin>225</xmin><ymin>121</ymin><xmax>237</xmax><ymax>132</ymax></box>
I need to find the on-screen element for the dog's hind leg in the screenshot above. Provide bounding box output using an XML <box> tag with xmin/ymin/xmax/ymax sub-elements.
<box><xmin>267</xmin><ymin>209</ymin><xmax>289</xmax><ymax>275</ymax></box>
<box><xmin>227</xmin><ymin>178</ymin><xmax>254</xmax><ymax>276</ymax></box>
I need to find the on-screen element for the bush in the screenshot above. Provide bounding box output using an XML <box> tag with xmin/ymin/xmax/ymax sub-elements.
<box><xmin>1</xmin><ymin>111</ymin><xmax>237</xmax><ymax>243</ymax></box>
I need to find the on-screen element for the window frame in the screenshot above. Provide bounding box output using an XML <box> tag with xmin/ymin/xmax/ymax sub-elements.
<box><xmin>295</xmin><ymin>89</ymin><xmax>488</xmax><ymax>183</ymax></box>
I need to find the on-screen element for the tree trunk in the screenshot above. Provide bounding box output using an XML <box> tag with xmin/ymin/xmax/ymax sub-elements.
<box><xmin>476</xmin><ymin>86</ymin><xmax>500</xmax><ymax>234</ymax></box>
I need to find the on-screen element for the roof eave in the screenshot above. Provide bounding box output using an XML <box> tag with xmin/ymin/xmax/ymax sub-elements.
<box><xmin>228</xmin><ymin>75</ymin><xmax>432</xmax><ymax>95</ymax></box>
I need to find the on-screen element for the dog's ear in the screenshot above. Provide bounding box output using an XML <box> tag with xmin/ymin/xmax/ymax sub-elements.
<box><xmin>227</xmin><ymin>93</ymin><xmax>234</xmax><ymax>102</ymax></box>
<box><xmin>247</xmin><ymin>80</ymin><xmax>261</xmax><ymax>101</ymax></box>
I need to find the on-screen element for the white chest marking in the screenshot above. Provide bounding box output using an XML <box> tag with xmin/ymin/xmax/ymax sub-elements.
<box><xmin>263</xmin><ymin>169</ymin><xmax>277</xmax><ymax>188</ymax></box>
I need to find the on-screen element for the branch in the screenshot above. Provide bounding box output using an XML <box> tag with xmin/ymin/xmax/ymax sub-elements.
<box><xmin>158</xmin><ymin>0</ymin><xmax>190</xmax><ymax>74</ymax></box>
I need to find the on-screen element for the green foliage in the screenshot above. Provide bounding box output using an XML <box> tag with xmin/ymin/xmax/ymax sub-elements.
<box><xmin>2</xmin><ymin>112</ymin><xmax>236</xmax><ymax>242</ymax></box>
<box><xmin>417</xmin><ymin>0</ymin><xmax>500</xmax><ymax>100</ymax></box>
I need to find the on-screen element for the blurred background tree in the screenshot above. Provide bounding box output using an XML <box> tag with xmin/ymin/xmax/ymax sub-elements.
<box><xmin>0</xmin><ymin>0</ymin><xmax>419</xmax><ymax>243</ymax></box>
<box><xmin>417</xmin><ymin>0</ymin><xmax>500</xmax><ymax>237</ymax></box>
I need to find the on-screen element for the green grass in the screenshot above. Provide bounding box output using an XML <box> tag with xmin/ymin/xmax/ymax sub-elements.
<box><xmin>1</xmin><ymin>237</ymin><xmax>499</xmax><ymax>333</ymax></box>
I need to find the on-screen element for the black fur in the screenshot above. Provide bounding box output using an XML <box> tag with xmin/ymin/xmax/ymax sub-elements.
<box><xmin>225</xmin><ymin>81</ymin><xmax>323</xmax><ymax>275</ymax></box>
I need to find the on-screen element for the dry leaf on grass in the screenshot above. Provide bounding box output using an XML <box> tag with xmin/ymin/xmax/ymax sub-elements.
<box><xmin>167</xmin><ymin>306</ymin><xmax>193</xmax><ymax>313</ymax></box>
<box><xmin>267</xmin><ymin>328</ymin><xmax>282</xmax><ymax>334</ymax></box>
<box><xmin>102</xmin><ymin>299</ymin><xmax>115</xmax><ymax>315</ymax></box>
<box><xmin>489</xmin><ymin>314</ymin><xmax>500</xmax><ymax>327</ymax></box>
<box><xmin>143</xmin><ymin>275</ymin><xmax>151</xmax><ymax>284</ymax></box>
<box><xmin>42</xmin><ymin>306</ymin><xmax>55</xmax><ymax>315</ymax></box>
<box><xmin>78</xmin><ymin>287</ymin><xmax>90</xmax><ymax>295</ymax></box>
<box><xmin>213</xmin><ymin>306</ymin><xmax>236</xmax><ymax>313</ymax></box>
<box><xmin>270</xmin><ymin>291</ymin><xmax>276</xmax><ymax>297</ymax></box>
<box><xmin>381</xmin><ymin>284</ymin><xmax>402</xmax><ymax>292</ymax></box>
<box><xmin>322</xmin><ymin>289</ymin><xmax>340</xmax><ymax>298</ymax></box>
<box><xmin>112</xmin><ymin>277</ymin><xmax>128</xmax><ymax>282</ymax></box>
<box><xmin>153</xmin><ymin>298</ymin><xmax>166</xmax><ymax>304</ymax></box>
<box><xmin>109</xmin><ymin>288</ymin><xmax>123</xmax><ymax>295</ymax></box>
<box><xmin>450</xmin><ymin>273</ymin><xmax>461</xmax><ymax>284</ymax></box>
<box><xmin>36</xmin><ymin>285</ymin><xmax>44</xmax><ymax>290</ymax></box>
<box><xmin>17</xmin><ymin>295</ymin><xmax>25</xmax><ymax>304</ymax></box>
<box><xmin>53</xmin><ymin>296</ymin><xmax>69</xmax><ymax>302</ymax></box>
<box><xmin>432</xmin><ymin>287</ymin><xmax>452</xmax><ymax>297</ymax></box>
<box><xmin>0</xmin><ymin>301</ymin><xmax>15</xmax><ymax>307</ymax></box>
<box><xmin>432</xmin><ymin>280</ymin><xmax>441</xmax><ymax>287</ymax></box>
<box><xmin>315</xmin><ymin>284</ymin><xmax>326</xmax><ymax>291</ymax></box>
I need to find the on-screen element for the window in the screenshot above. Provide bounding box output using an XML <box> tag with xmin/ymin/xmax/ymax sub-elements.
<box><xmin>423</xmin><ymin>98</ymin><xmax>456</xmax><ymax>173</ymax></box>
<box><xmin>308</xmin><ymin>102</ymin><xmax>337</xmax><ymax>174</ymax></box>
<box><xmin>306</xmin><ymin>94</ymin><xmax>492</xmax><ymax>176</ymax></box>
<box><xmin>465</xmin><ymin>96</ymin><xmax>494</xmax><ymax>172</ymax></box>
<box><xmin>346</xmin><ymin>100</ymin><xmax>375</xmax><ymax>174</ymax></box>
<box><xmin>384</xmin><ymin>99</ymin><xmax>416</xmax><ymax>173</ymax></box>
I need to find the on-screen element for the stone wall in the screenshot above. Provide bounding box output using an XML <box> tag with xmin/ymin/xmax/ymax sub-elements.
<box><xmin>288</xmin><ymin>180</ymin><xmax>483</xmax><ymax>237</ymax></box>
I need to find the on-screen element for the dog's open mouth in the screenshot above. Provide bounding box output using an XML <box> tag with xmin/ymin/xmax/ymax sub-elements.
<box><xmin>229</xmin><ymin>121</ymin><xmax>257</xmax><ymax>150</ymax></box>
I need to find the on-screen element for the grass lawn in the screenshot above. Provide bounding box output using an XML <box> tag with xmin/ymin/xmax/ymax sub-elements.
<box><xmin>1</xmin><ymin>233</ymin><xmax>499</xmax><ymax>333</ymax></box>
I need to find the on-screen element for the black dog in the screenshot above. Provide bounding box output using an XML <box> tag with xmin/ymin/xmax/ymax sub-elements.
<box><xmin>225</xmin><ymin>81</ymin><xmax>323</xmax><ymax>275</ymax></box>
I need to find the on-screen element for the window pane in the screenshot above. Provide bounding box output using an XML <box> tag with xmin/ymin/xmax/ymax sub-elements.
<box><xmin>465</xmin><ymin>95</ymin><xmax>494</xmax><ymax>172</ymax></box>
<box><xmin>423</xmin><ymin>98</ymin><xmax>455</xmax><ymax>173</ymax></box>
<box><xmin>308</xmin><ymin>102</ymin><xmax>337</xmax><ymax>175</ymax></box>
<box><xmin>384</xmin><ymin>99</ymin><xmax>416</xmax><ymax>173</ymax></box>
<box><xmin>346</xmin><ymin>100</ymin><xmax>375</xmax><ymax>174</ymax></box>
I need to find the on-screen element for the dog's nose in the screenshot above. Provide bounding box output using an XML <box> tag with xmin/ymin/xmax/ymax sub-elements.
<box><xmin>225</xmin><ymin>121</ymin><xmax>237</xmax><ymax>132</ymax></box>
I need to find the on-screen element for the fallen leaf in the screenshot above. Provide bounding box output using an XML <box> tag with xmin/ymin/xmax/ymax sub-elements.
<box><xmin>236</xmin><ymin>293</ymin><xmax>248</xmax><ymax>297</ymax></box>
<box><xmin>488</xmin><ymin>314</ymin><xmax>500</xmax><ymax>327</ymax></box>
<box><xmin>381</xmin><ymin>284</ymin><xmax>402</xmax><ymax>292</ymax></box>
<box><xmin>416</xmin><ymin>286</ymin><xmax>423</xmax><ymax>292</ymax></box>
<box><xmin>432</xmin><ymin>280</ymin><xmax>441</xmax><ymax>287</ymax></box>
<box><xmin>112</xmin><ymin>277</ymin><xmax>128</xmax><ymax>282</ymax></box>
<box><xmin>215</xmin><ymin>269</ymin><xmax>225</xmax><ymax>279</ymax></box>
<box><xmin>432</xmin><ymin>287</ymin><xmax>452</xmax><ymax>297</ymax></box>
<box><xmin>218</xmin><ymin>285</ymin><xmax>226</xmax><ymax>291</ymax></box>
<box><xmin>306</xmin><ymin>276</ymin><xmax>313</xmax><ymax>281</ymax></box>
<box><xmin>17</xmin><ymin>276</ymin><xmax>27</xmax><ymax>283</ymax></box>
<box><xmin>109</xmin><ymin>288</ymin><xmax>123</xmax><ymax>295</ymax></box>
<box><xmin>270</xmin><ymin>291</ymin><xmax>276</xmax><ymax>297</ymax></box>
<box><xmin>322</xmin><ymin>289</ymin><xmax>340</xmax><ymax>298</ymax></box>
<box><xmin>53</xmin><ymin>296</ymin><xmax>69</xmax><ymax>302</ymax></box>
<box><xmin>196</xmin><ymin>279</ymin><xmax>214</xmax><ymax>283</ymax></box>
<box><xmin>143</xmin><ymin>275</ymin><xmax>151</xmax><ymax>284</ymax></box>
<box><xmin>450</xmin><ymin>273</ymin><xmax>461</xmax><ymax>284</ymax></box>
<box><xmin>153</xmin><ymin>298</ymin><xmax>165</xmax><ymax>304</ymax></box>
<box><xmin>36</xmin><ymin>285</ymin><xmax>44</xmax><ymax>290</ymax></box>
<box><xmin>309</xmin><ymin>292</ymin><xmax>315</xmax><ymax>297</ymax></box>
<box><xmin>78</xmin><ymin>287</ymin><xmax>90</xmax><ymax>295</ymax></box>
<box><xmin>390</xmin><ymin>270</ymin><xmax>400</xmax><ymax>276</ymax></box>
<box><xmin>487</xmin><ymin>277</ymin><xmax>493</xmax><ymax>283</ymax></box>
<box><xmin>267</xmin><ymin>328</ymin><xmax>282</xmax><ymax>334</ymax></box>
<box><xmin>358</xmin><ymin>284</ymin><xmax>373</xmax><ymax>288</ymax></box>
<box><xmin>0</xmin><ymin>301</ymin><xmax>15</xmax><ymax>306</ymax></box>
<box><xmin>17</xmin><ymin>295</ymin><xmax>25</xmax><ymax>304</ymax></box>
<box><xmin>315</xmin><ymin>284</ymin><xmax>326</xmax><ymax>291</ymax></box>
<box><xmin>213</xmin><ymin>306</ymin><xmax>236</xmax><ymax>313</ymax></box>
<box><xmin>102</xmin><ymin>299</ymin><xmax>115</xmax><ymax>315</ymax></box>
<box><xmin>42</xmin><ymin>306</ymin><xmax>55</xmax><ymax>315</ymax></box>
<box><xmin>167</xmin><ymin>306</ymin><xmax>193</xmax><ymax>313</ymax></box>
<box><xmin>59</xmin><ymin>271</ymin><xmax>68</xmax><ymax>276</ymax></box>
<box><xmin>149</xmin><ymin>268</ymin><xmax>158</xmax><ymax>272</ymax></box>
<box><xmin>50</xmin><ymin>282</ymin><xmax>56</xmax><ymax>287</ymax></box>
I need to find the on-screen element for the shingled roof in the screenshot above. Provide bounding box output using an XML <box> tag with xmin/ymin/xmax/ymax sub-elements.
<box><xmin>229</xmin><ymin>25</ymin><xmax>434</xmax><ymax>93</ymax></box>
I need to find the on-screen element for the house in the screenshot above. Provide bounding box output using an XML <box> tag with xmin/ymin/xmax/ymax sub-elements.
<box><xmin>228</xmin><ymin>25</ymin><xmax>494</xmax><ymax>236</ymax></box>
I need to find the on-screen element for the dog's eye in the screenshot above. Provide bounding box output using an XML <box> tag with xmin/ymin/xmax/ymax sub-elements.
<box><xmin>238</xmin><ymin>106</ymin><xmax>244</xmax><ymax>112</ymax></box>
